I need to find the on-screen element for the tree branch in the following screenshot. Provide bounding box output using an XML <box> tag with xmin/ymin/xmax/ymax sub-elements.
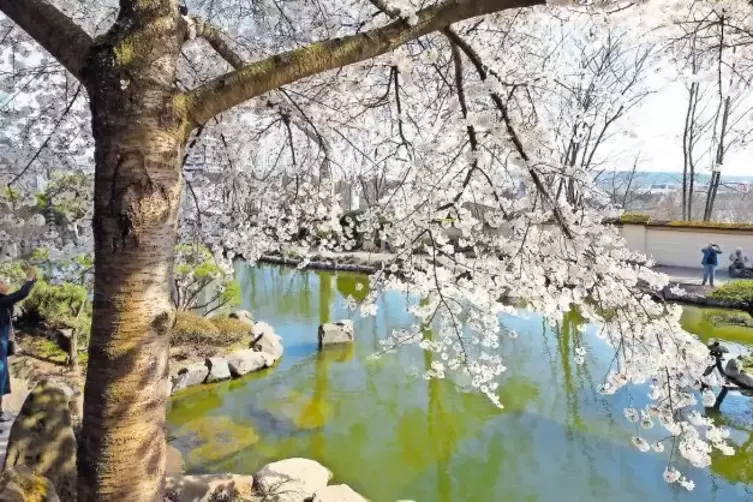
<box><xmin>191</xmin><ymin>16</ymin><xmax>246</xmax><ymax>70</ymax></box>
<box><xmin>184</xmin><ymin>0</ymin><xmax>543</xmax><ymax>126</ymax></box>
<box><xmin>438</xmin><ymin>27</ymin><xmax>572</xmax><ymax>237</ymax></box>
<box><xmin>189</xmin><ymin>16</ymin><xmax>335</xmax><ymax>179</ymax></box>
<box><xmin>0</xmin><ymin>0</ymin><xmax>93</xmax><ymax>80</ymax></box>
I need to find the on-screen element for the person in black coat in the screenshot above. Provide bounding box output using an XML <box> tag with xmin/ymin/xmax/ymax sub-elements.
<box><xmin>0</xmin><ymin>265</ymin><xmax>35</xmax><ymax>421</ymax></box>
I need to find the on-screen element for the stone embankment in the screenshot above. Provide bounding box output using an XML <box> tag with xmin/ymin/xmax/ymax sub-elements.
<box><xmin>170</xmin><ymin>312</ymin><xmax>284</xmax><ymax>394</ymax></box>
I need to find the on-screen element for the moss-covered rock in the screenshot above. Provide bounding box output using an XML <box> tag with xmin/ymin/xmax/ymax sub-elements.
<box><xmin>0</xmin><ymin>466</ymin><xmax>59</xmax><ymax>502</ymax></box>
<box><xmin>177</xmin><ymin>416</ymin><xmax>259</xmax><ymax>466</ymax></box>
<box><xmin>2</xmin><ymin>380</ymin><xmax>76</xmax><ymax>499</ymax></box>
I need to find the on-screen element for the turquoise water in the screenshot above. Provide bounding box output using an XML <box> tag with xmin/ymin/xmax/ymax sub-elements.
<box><xmin>167</xmin><ymin>264</ymin><xmax>753</xmax><ymax>501</ymax></box>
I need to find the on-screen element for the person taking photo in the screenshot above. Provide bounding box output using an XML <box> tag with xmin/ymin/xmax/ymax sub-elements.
<box><xmin>0</xmin><ymin>265</ymin><xmax>36</xmax><ymax>422</ymax></box>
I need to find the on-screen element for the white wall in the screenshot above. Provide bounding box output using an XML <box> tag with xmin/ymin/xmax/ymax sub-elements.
<box><xmin>618</xmin><ymin>223</ymin><xmax>753</xmax><ymax>268</ymax></box>
<box><xmin>619</xmin><ymin>224</ymin><xmax>646</xmax><ymax>256</ymax></box>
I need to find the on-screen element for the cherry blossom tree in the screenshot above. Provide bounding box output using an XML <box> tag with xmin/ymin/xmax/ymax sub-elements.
<box><xmin>0</xmin><ymin>0</ymin><xmax>750</xmax><ymax>501</ymax></box>
<box><xmin>671</xmin><ymin>0</ymin><xmax>753</xmax><ymax>220</ymax></box>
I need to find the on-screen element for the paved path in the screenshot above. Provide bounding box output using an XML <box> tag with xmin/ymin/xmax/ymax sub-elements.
<box><xmin>0</xmin><ymin>412</ymin><xmax>17</xmax><ymax>466</ymax></box>
<box><xmin>653</xmin><ymin>265</ymin><xmax>731</xmax><ymax>286</ymax></box>
<box><xmin>0</xmin><ymin>377</ymin><xmax>31</xmax><ymax>467</ymax></box>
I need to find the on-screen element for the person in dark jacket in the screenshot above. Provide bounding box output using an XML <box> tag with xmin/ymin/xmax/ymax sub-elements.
<box><xmin>701</xmin><ymin>243</ymin><xmax>723</xmax><ymax>287</ymax></box>
<box><xmin>0</xmin><ymin>266</ymin><xmax>35</xmax><ymax>421</ymax></box>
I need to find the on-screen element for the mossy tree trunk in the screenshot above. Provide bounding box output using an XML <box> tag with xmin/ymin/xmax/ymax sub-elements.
<box><xmin>76</xmin><ymin>3</ymin><xmax>187</xmax><ymax>500</ymax></box>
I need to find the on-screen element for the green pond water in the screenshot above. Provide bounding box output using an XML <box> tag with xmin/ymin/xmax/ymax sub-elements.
<box><xmin>168</xmin><ymin>264</ymin><xmax>753</xmax><ymax>501</ymax></box>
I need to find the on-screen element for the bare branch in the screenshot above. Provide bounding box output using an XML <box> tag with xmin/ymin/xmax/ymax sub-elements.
<box><xmin>0</xmin><ymin>0</ymin><xmax>93</xmax><ymax>80</ymax></box>
<box><xmin>191</xmin><ymin>16</ymin><xmax>246</xmax><ymax>70</ymax></box>
<box><xmin>189</xmin><ymin>17</ymin><xmax>334</xmax><ymax>179</ymax></box>
<box><xmin>184</xmin><ymin>0</ymin><xmax>543</xmax><ymax>126</ymax></box>
<box><xmin>438</xmin><ymin>26</ymin><xmax>573</xmax><ymax>237</ymax></box>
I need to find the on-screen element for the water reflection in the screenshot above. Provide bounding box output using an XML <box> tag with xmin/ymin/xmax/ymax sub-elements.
<box><xmin>681</xmin><ymin>305</ymin><xmax>753</xmax><ymax>348</ymax></box>
<box><xmin>168</xmin><ymin>264</ymin><xmax>753</xmax><ymax>501</ymax></box>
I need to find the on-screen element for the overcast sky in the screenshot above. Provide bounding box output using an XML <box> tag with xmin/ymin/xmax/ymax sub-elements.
<box><xmin>622</xmin><ymin>82</ymin><xmax>751</xmax><ymax>178</ymax></box>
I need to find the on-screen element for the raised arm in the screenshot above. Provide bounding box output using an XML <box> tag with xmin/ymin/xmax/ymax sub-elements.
<box><xmin>0</xmin><ymin>280</ymin><xmax>35</xmax><ymax>308</ymax></box>
<box><xmin>0</xmin><ymin>267</ymin><xmax>37</xmax><ymax>308</ymax></box>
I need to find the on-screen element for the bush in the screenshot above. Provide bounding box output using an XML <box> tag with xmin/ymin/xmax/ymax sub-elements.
<box><xmin>23</xmin><ymin>280</ymin><xmax>92</xmax><ymax>341</ymax></box>
<box><xmin>709</xmin><ymin>280</ymin><xmax>753</xmax><ymax>306</ymax></box>
<box><xmin>702</xmin><ymin>308</ymin><xmax>753</xmax><ymax>328</ymax></box>
<box><xmin>171</xmin><ymin>311</ymin><xmax>250</xmax><ymax>350</ymax></box>
<box><xmin>173</xmin><ymin>244</ymin><xmax>240</xmax><ymax>313</ymax></box>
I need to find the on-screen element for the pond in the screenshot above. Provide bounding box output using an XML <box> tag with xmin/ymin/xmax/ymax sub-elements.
<box><xmin>168</xmin><ymin>264</ymin><xmax>753</xmax><ymax>501</ymax></box>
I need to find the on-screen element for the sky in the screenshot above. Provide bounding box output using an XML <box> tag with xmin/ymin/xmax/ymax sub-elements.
<box><xmin>621</xmin><ymin>81</ymin><xmax>751</xmax><ymax>178</ymax></box>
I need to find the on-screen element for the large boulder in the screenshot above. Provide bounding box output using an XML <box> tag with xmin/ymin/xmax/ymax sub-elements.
<box><xmin>166</xmin><ymin>473</ymin><xmax>256</xmax><ymax>502</ymax></box>
<box><xmin>318</xmin><ymin>321</ymin><xmax>354</xmax><ymax>348</ymax></box>
<box><xmin>229</xmin><ymin>310</ymin><xmax>254</xmax><ymax>327</ymax></box>
<box><xmin>171</xmin><ymin>362</ymin><xmax>210</xmax><ymax>393</ymax></box>
<box><xmin>227</xmin><ymin>349</ymin><xmax>274</xmax><ymax>377</ymax></box>
<box><xmin>3</xmin><ymin>381</ymin><xmax>76</xmax><ymax>500</ymax></box>
<box><xmin>205</xmin><ymin>357</ymin><xmax>231</xmax><ymax>383</ymax></box>
<box><xmin>251</xmin><ymin>321</ymin><xmax>284</xmax><ymax>362</ymax></box>
<box><xmin>0</xmin><ymin>466</ymin><xmax>59</xmax><ymax>502</ymax></box>
<box><xmin>254</xmin><ymin>458</ymin><xmax>332</xmax><ymax>502</ymax></box>
<box><xmin>312</xmin><ymin>484</ymin><xmax>369</xmax><ymax>502</ymax></box>
<box><xmin>725</xmin><ymin>358</ymin><xmax>753</xmax><ymax>389</ymax></box>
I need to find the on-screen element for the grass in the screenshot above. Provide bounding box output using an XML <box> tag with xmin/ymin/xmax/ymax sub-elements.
<box><xmin>680</xmin><ymin>306</ymin><xmax>753</xmax><ymax>345</ymax></box>
<box><xmin>701</xmin><ymin>308</ymin><xmax>753</xmax><ymax>328</ymax></box>
<box><xmin>16</xmin><ymin>331</ymin><xmax>87</xmax><ymax>366</ymax></box>
<box><xmin>171</xmin><ymin>311</ymin><xmax>252</xmax><ymax>358</ymax></box>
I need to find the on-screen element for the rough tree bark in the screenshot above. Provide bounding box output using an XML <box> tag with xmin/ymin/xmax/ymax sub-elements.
<box><xmin>0</xmin><ymin>0</ymin><xmax>545</xmax><ymax>500</ymax></box>
<box><xmin>76</xmin><ymin>2</ymin><xmax>187</xmax><ymax>500</ymax></box>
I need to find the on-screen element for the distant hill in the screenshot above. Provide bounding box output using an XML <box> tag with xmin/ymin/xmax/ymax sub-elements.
<box><xmin>596</xmin><ymin>171</ymin><xmax>751</xmax><ymax>190</ymax></box>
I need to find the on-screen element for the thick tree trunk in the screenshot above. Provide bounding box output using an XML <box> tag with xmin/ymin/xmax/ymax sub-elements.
<box><xmin>78</xmin><ymin>97</ymin><xmax>182</xmax><ymax>502</ymax></box>
<box><xmin>76</xmin><ymin>4</ymin><xmax>187</xmax><ymax>501</ymax></box>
